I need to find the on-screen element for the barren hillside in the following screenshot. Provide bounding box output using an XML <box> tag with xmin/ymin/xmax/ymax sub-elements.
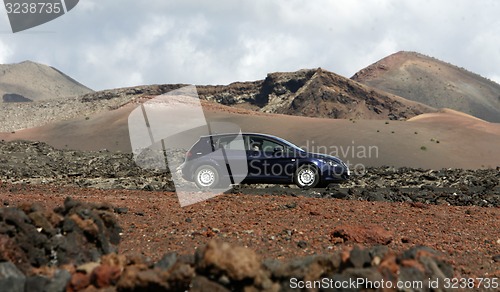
<box><xmin>0</xmin><ymin>67</ymin><xmax>435</xmax><ymax>132</ymax></box>
<box><xmin>199</xmin><ymin>68</ymin><xmax>435</xmax><ymax>120</ymax></box>
<box><xmin>352</xmin><ymin>51</ymin><xmax>500</xmax><ymax>122</ymax></box>
<box><xmin>0</xmin><ymin>60</ymin><xmax>93</xmax><ymax>102</ymax></box>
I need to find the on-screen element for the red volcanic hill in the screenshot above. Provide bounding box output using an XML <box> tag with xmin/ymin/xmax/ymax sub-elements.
<box><xmin>352</xmin><ymin>51</ymin><xmax>500</xmax><ymax>122</ymax></box>
<box><xmin>199</xmin><ymin>68</ymin><xmax>435</xmax><ymax>120</ymax></box>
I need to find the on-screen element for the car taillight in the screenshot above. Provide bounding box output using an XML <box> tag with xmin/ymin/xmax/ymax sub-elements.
<box><xmin>186</xmin><ymin>151</ymin><xmax>192</xmax><ymax>159</ymax></box>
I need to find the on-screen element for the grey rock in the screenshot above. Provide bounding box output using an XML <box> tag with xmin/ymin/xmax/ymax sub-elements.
<box><xmin>44</xmin><ymin>270</ymin><xmax>71</xmax><ymax>292</ymax></box>
<box><xmin>154</xmin><ymin>253</ymin><xmax>177</xmax><ymax>271</ymax></box>
<box><xmin>348</xmin><ymin>246</ymin><xmax>372</xmax><ymax>269</ymax></box>
<box><xmin>0</xmin><ymin>261</ymin><xmax>26</xmax><ymax>292</ymax></box>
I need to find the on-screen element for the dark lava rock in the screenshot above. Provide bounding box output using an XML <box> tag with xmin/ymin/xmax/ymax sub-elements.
<box><xmin>0</xmin><ymin>261</ymin><xmax>26</xmax><ymax>292</ymax></box>
<box><xmin>347</xmin><ymin>246</ymin><xmax>372</xmax><ymax>268</ymax></box>
<box><xmin>190</xmin><ymin>275</ymin><xmax>231</xmax><ymax>292</ymax></box>
<box><xmin>25</xmin><ymin>269</ymin><xmax>71</xmax><ymax>292</ymax></box>
<box><xmin>114</xmin><ymin>207</ymin><xmax>129</xmax><ymax>214</ymax></box>
<box><xmin>0</xmin><ymin>200</ymin><xmax>456</xmax><ymax>292</ymax></box>
<box><xmin>1</xmin><ymin>140</ymin><xmax>499</xmax><ymax>208</ymax></box>
<box><xmin>297</xmin><ymin>240</ymin><xmax>308</xmax><ymax>249</ymax></box>
<box><xmin>0</xmin><ymin>197</ymin><xmax>121</xmax><ymax>274</ymax></box>
<box><xmin>492</xmin><ymin>255</ymin><xmax>500</xmax><ymax>263</ymax></box>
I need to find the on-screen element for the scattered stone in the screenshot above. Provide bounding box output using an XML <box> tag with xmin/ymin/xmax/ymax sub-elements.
<box><xmin>0</xmin><ymin>141</ymin><xmax>499</xmax><ymax>208</ymax></box>
<box><xmin>45</xmin><ymin>270</ymin><xmax>72</xmax><ymax>292</ymax></box>
<box><xmin>347</xmin><ymin>246</ymin><xmax>372</xmax><ymax>268</ymax></box>
<box><xmin>114</xmin><ymin>207</ymin><xmax>129</xmax><ymax>214</ymax></box>
<box><xmin>91</xmin><ymin>264</ymin><xmax>122</xmax><ymax>288</ymax></box>
<box><xmin>331</xmin><ymin>224</ymin><xmax>393</xmax><ymax>245</ymax></box>
<box><xmin>0</xmin><ymin>261</ymin><xmax>26</xmax><ymax>292</ymax></box>
<box><xmin>0</xmin><ymin>198</ymin><xmax>121</xmax><ymax>274</ymax></box>
<box><xmin>154</xmin><ymin>253</ymin><xmax>177</xmax><ymax>271</ymax></box>
<box><xmin>195</xmin><ymin>240</ymin><xmax>261</xmax><ymax>282</ymax></box>
<box><xmin>190</xmin><ymin>276</ymin><xmax>231</xmax><ymax>292</ymax></box>
<box><xmin>68</xmin><ymin>272</ymin><xmax>90</xmax><ymax>291</ymax></box>
<box><xmin>297</xmin><ymin>240</ymin><xmax>308</xmax><ymax>249</ymax></box>
<box><xmin>76</xmin><ymin>262</ymin><xmax>100</xmax><ymax>275</ymax></box>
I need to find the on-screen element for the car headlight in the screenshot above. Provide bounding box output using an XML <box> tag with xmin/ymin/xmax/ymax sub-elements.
<box><xmin>326</xmin><ymin>160</ymin><xmax>339</xmax><ymax>167</ymax></box>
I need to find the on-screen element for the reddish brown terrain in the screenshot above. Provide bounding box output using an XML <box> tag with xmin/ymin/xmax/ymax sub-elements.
<box><xmin>2</xmin><ymin>184</ymin><xmax>500</xmax><ymax>279</ymax></box>
<box><xmin>0</xmin><ymin>55</ymin><xmax>499</xmax><ymax>290</ymax></box>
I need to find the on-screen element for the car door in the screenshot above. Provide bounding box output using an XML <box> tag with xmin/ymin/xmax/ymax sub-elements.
<box><xmin>246</xmin><ymin>135</ymin><xmax>266</xmax><ymax>179</ymax></box>
<box><xmin>260</xmin><ymin>138</ymin><xmax>296</xmax><ymax>181</ymax></box>
<box><xmin>246</xmin><ymin>135</ymin><xmax>295</xmax><ymax>182</ymax></box>
<box><xmin>213</xmin><ymin>135</ymin><xmax>248</xmax><ymax>183</ymax></box>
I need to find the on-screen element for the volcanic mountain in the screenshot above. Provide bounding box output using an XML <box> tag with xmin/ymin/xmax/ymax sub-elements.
<box><xmin>199</xmin><ymin>68</ymin><xmax>435</xmax><ymax>120</ymax></box>
<box><xmin>351</xmin><ymin>51</ymin><xmax>500</xmax><ymax>122</ymax></box>
<box><xmin>0</xmin><ymin>60</ymin><xmax>93</xmax><ymax>102</ymax></box>
<box><xmin>1</xmin><ymin>65</ymin><xmax>498</xmax><ymax>169</ymax></box>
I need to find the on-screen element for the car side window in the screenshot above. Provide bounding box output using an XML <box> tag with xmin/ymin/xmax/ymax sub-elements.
<box><xmin>216</xmin><ymin>136</ymin><xmax>246</xmax><ymax>151</ymax></box>
<box><xmin>261</xmin><ymin>139</ymin><xmax>282</xmax><ymax>153</ymax></box>
<box><xmin>248</xmin><ymin>136</ymin><xmax>262</xmax><ymax>151</ymax></box>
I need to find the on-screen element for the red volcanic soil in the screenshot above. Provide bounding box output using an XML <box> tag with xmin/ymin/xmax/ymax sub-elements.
<box><xmin>2</xmin><ymin>183</ymin><xmax>500</xmax><ymax>279</ymax></box>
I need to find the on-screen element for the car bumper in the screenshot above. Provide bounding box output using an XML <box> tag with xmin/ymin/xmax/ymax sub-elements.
<box><xmin>320</xmin><ymin>165</ymin><xmax>350</xmax><ymax>182</ymax></box>
<box><xmin>179</xmin><ymin>162</ymin><xmax>193</xmax><ymax>181</ymax></box>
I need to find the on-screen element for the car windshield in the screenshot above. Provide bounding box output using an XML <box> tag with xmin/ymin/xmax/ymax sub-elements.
<box><xmin>271</xmin><ymin>136</ymin><xmax>305</xmax><ymax>153</ymax></box>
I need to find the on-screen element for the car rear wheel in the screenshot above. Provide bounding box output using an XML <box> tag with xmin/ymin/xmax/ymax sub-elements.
<box><xmin>194</xmin><ymin>165</ymin><xmax>220</xmax><ymax>189</ymax></box>
<box><xmin>294</xmin><ymin>165</ymin><xmax>320</xmax><ymax>188</ymax></box>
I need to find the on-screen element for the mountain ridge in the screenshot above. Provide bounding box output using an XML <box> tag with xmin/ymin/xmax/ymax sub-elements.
<box><xmin>351</xmin><ymin>51</ymin><xmax>500</xmax><ymax>122</ymax></box>
<box><xmin>198</xmin><ymin>67</ymin><xmax>436</xmax><ymax>120</ymax></box>
<box><xmin>0</xmin><ymin>60</ymin><xmax>93</xmax><ymax>102</ymax></box>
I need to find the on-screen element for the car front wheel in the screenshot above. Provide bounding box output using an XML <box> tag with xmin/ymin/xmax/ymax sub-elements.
<box><xmin>194</xmin><ymin>165</ymin><xmax>220</xmax><ymax>189</ymax></box>
<box><xmin>294</xmin><ymin>165</ymin><xmax>320</xmax><ymax>188</ymax></box>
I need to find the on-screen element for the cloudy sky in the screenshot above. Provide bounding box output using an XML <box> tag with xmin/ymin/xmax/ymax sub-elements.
<box><xmin>1</xmin><ymin>0</ymin><xmax>499</xmax><ymax>90</ymax></box>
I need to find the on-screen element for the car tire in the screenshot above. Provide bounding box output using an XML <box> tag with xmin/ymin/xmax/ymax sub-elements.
<box><xmin>294</xmin><ymin>164</ymin><xmax>320</xmax><ymax>188</ymax></box>
<box><xmin>194</xmin><ymin>165</ymin><xmax>220</xmax><ymax>189</ymax></box>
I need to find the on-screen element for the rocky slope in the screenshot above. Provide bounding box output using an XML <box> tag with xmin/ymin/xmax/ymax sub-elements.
<box><xmin>0</xmin><ymin>67</ymin><xmax>435</xmax><ymax>134</ymax></box>
<box><xmin>352</xmin><ymin>51</ymin><xmax>500</xmax><ymax>122</ymax></box>
<box><xmin>0</xmin><ymin>61</ymin><xmax>93</xmax><ymax>102</ymax></box>
<box><xmin>199</xmin><ymin>68</ymin><xmax>435</xmax><ymax>120</ymax></box>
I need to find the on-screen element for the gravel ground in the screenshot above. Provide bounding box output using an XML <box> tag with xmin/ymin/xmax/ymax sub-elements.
<box><xmin>0</xmin><ymin>140</ymin><xmax>499</xmax><ymax>288</ymax></box>
<box><xmin>1</xmin><ymin>183</ymin><xmax>499</xmax><ymax>281</ymax></box>
<box><xmin>1</xmin><ymin>141</ymin><xmax>498</xmax><ymax>207</ymax></box>
<box><xmin>0</xmin><ymin>92</ymin><xmax>136</xmax><ymax>132</ymax></box>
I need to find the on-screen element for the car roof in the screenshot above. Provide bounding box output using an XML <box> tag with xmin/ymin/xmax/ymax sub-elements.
<box><xmin>200</xmin><ymin>132</ymin><xmax>279</xmax><ymax>140</ymax></box>
<box><xmin>200</xmin><ymin>133</ymin><xmax>303</xmax><ymax>151</ymax></box>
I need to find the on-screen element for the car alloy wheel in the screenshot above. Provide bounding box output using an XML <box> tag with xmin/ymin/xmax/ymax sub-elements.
<box><xmin>195</xmin><ymin>165</ymin><xmax>219</xmax><ymax>189</ymax></box>
<box><xmin>295</xmin><ymin>165</ymin><xmax>319</xmax><ymax>188</ymax></box>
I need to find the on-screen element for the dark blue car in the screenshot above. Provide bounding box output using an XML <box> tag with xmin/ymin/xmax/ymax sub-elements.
<box><xmin>180</xmin><ymin>133</ymin><xmax>350</xmax><ymax>189</ymax></box>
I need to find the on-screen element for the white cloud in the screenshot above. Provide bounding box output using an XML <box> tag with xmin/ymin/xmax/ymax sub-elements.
<box><xmin>1</xmin><ymin>0</ymin><xmax>499</xmax><ymax>90</ymax></box>
<box><xmin>0</xmin><ymin>41</ymin><xmax>13</xmax><ymax>63</ymax></box>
